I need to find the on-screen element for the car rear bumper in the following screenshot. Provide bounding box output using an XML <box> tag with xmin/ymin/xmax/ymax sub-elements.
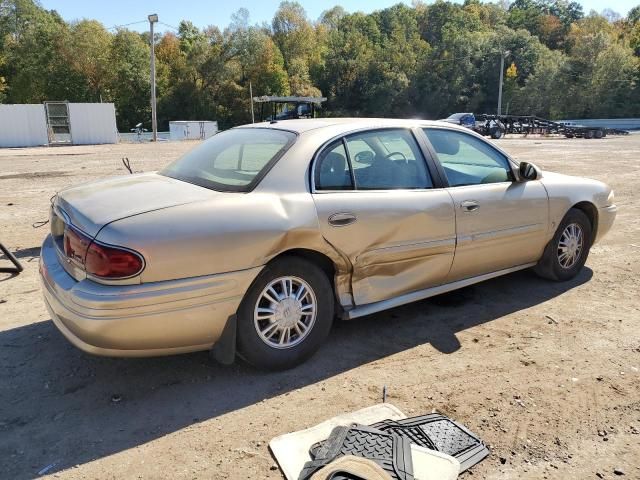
<box><xmin>595</xmin><ymin>204</ymin><xmax>616</xmax><ymax>243</ymax></box>
<box><xmin>39</xmin><ymin>234</ymin><xmax>261</xmax><ymax>357</ymax></box>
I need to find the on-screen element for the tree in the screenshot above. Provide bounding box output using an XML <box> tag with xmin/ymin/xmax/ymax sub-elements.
<box><xmin>65</xmin><ymin>20</ymin><xmax>112</xmax><ymax>101</ymax></box>
<box><xmin>511</xmin><ymin>48</ymin><xmax>569</xmax><ymax>117</ymax></box>
<box><xmin>107</xmin><ymin>29</ymin><xmax>151</xmax><ymax>130</ymax></box>
<box><xmin>0</xmin><ymin>0</ymin><xmax>636</xmax><ymax>126</ymax></box>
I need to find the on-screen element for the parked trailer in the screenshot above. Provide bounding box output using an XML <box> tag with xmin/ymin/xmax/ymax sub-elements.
<box><xmin>475</xmin><ymin>115</ymin><xmax>629</xmax><ymax>139</ymax></box>
<box><xmin>443</xmin><ymin>113</ymin><xmax>629</xmax><ymax>139</ymax></box>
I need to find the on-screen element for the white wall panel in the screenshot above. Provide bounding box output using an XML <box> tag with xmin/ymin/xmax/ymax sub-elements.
<box><xmin>68</xmin><ymin>103</ymin><xmax>118</xmax><ymax>145</ymax></box>
<box><xmin>0</xmin><ymin>104</ymin><xmax>49</xmax><ymax>147</ymax></box>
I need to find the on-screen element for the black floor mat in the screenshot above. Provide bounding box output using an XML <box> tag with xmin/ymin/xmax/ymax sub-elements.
<box><xmin>371</xmin><ymin>414</ymin><xmax>489</xmax><ymax>472</ymax></box>
<box><xmin>299</xmin><ymin>424</ymin><xmax>414</xmax><ymax>480</ymax></box>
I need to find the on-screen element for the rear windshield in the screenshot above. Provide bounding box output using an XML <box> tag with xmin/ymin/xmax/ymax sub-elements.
<box><xmin>161</xmin><ymin>128</ymin><xmax>296</xmax><ymax>191</ymax></box>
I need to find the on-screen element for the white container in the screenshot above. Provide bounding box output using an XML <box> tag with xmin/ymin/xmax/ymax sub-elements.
<box><xmin>68</xmin><ymin>103</ymin><xmax>118</xmax><ymax>145</ymax></box>
<box><xmin>0</xmin><ymin>104</ymin><xmax>49</xmax><ymax>147</ymax></box>
<box><xmin>169</xmin><ymin>121</ymin><xmax>218</xmax><ymax>141</ymax></box>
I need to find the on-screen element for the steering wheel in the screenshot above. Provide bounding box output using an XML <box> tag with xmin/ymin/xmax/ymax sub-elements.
<box><xmin>385</xmin><ymin>151</ymin><xmax>408</xmax><ymax>163</ymax></box>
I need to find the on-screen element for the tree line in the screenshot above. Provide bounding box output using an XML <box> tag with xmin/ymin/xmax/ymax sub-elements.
<box><xmin>1</xmin><ymin>0</ymin><xmax>639</xmax><ymax>131</ymax></box>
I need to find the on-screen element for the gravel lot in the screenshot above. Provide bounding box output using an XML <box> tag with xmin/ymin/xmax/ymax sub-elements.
<box><xmin>0</xmin><ymin>134</ymin><xmax>638</xmax><ymax>480</ymax></box>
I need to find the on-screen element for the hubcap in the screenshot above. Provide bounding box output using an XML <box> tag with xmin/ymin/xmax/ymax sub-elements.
<box><xmin>254</xmin><ymin>276</ymin><xmax>317</xmax><ymax>349</ymax></box>
<box><xmin>557</xmin><ymin>223</ymin><xmax>584</xmax><ymax>269</ymax></box>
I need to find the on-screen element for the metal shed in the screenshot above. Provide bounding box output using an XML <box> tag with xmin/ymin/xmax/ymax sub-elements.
<box><xmin>0</xmin><ymin>102</ymin><xmax>118</xmax><ymax>148</ymax></box>
<box><xmin>68</xmin><ymin>103</ymin><xmax>118</xmax><ymax>145</ymax></box>
<box><xmin>0</xmin><ymin>104</ymin><xmax>49</xmax><ymax>147</ymax></box>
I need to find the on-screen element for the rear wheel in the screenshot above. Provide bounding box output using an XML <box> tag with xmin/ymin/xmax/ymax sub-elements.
<box><xmin>534</xmin><ymin>208</ymin><xmax>592</xmax><ymax>281</ymax></box>
<box><xmin>584</xmin><ymin>129</ymin><xmax>595</xmax><ymax>139</ymax></box>
<box><xmin>595</xmin><ymin>129</ymin><xmax>604</xmax><ymax>139</ymax></box>
<box><xmin>236</xmin><ymin>257</ymin><xmax>334</xmax><ymax>370</ymax></box>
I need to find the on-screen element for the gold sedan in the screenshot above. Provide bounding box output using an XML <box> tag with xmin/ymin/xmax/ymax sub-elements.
<box><xmin>40</xmin><ymin>118</ymin><xmax>616</xmax><ymax>369</ymax></box>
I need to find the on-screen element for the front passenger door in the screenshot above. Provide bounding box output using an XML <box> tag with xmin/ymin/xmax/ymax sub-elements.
<box><xmin>423</xmin><ymin>127</ymin><xmax>549</xmax><ymax>282</ymax></box>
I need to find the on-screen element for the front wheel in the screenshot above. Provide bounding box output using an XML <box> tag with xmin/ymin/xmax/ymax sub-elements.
<box><xmin>534</xmin><ymin>208</ymin><xmax>592</xmax><ymax>281</ymax></box>
<box><xmin>236</xmin><ymin>257</ymin><xmax>334</xmax><ymax>370</ymax></box>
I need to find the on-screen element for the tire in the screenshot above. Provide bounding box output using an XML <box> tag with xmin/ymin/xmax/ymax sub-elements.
<box><xmin>533</xmin><ymin>208</ymin><xmax>592</xmax><ymax>281</ymax></box>
<box><xmin>584</xmin><ymin>130</ymin><xmax>595</xmax><ymax>139</ymax></box>
<box><xmin>236</xmin><ymin>256</ymin><xmax>334</xmax><ymax>370</ymax></box>
<box><xmin>490</xmin><ymin>128</ymin><xmax>503</xmax><ymax>139</ymax></box>
<box><xmin>595</xmin><ymin>129</ymin><xmax>604</xmax><ymax>139</ymax></box>
<box><xmin>564</xmin><ymin>133</ymin><xmax>574</xmax><ymax>138</ymax></box>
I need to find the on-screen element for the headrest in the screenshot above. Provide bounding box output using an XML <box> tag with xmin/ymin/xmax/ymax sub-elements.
<box><xmin>322</xmin><ymin>151</ymin><xmax>346</xmax><ymax>172</ymax></box>
<box><xmin>429</xmin><ymin>131</ymin><xmax>460</xmax><ymax>156</ymax></box>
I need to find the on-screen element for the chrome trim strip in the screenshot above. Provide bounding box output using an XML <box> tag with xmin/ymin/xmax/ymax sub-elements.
<box><xmin>457</xmin><ymin>223</ymin><xmax>545</xmax><ymax>245</ymax></box>
<box><xmin>344</xmin><ymin>262</ymin><xmax>537</xmax><ymax>319</ymax></box>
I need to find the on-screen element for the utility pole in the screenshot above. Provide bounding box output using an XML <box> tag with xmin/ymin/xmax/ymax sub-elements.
<box><xmin>497</xmin><ymin>50</ymin><xmax>510</xmax><ymax>116</ymax></box>
<box><xmin>148</xmin><ymin>14</ymin><xmax>159</xmax><ymax>141</ymax></box>
<box><xmin>249</xmin><ymin>81</ymin><xmax>255</xmax><ymax>123</ymax></box>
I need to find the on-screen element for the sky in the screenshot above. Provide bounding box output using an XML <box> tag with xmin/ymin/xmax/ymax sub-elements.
<box><xmin>40</xmin><ymin>0</ymin><xmax>638</xmax><ymax>34</ymax></box>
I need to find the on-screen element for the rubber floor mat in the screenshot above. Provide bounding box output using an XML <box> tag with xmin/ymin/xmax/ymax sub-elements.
<box><xmin>299</xmin><ymin>425</ymin><xmax>414</xmax><ymax>480</ymax></box>
<box><xmin>371</xmin><ymin>414</ymin><xmax>489</xmax><ymax>472</ymax></box>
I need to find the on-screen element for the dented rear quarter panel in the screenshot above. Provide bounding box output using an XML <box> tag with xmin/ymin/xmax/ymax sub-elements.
<box><xmin>94</xmin><ymin>191</ymin><xmax>347</xmax><ymax>284</ymax></box>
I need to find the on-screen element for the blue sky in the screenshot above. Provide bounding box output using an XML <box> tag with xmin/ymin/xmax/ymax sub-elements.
<box><xmin>41</xmin><ymin>0</ymin><xmax>637</xmax><ymax>33</ymax></box>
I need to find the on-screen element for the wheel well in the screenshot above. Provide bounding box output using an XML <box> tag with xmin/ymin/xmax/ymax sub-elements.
<box><xmin>267</xmin><ymin>248</ymin><xmax>347</xmax><ymax>319</ymax></box>
<box><xmin>572</xmin><ymin>201</ymin><xmax>598</xmax><ymax>243</ymax></box>
<box><xmin>268</xmin><ymin>248</ymin><xmax>337</xmax><ymax>284</ymax></box>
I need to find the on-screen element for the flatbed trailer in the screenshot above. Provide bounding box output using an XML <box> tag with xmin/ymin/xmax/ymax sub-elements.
<box><xmin>475</xmin><ymin>114</ymin><xmax>629</xmax><ymax>139</ymax></box>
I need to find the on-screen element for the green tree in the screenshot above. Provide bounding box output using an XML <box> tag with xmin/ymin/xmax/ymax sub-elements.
<box><xmin>65</xmin><ymin>20</ymin><xmax>112</xmax><ymax>101</ymax></box>
<box><xmin>107</xmin><ymin>29</ymin><xmax>150</xmax><ymax>130</ymax></box>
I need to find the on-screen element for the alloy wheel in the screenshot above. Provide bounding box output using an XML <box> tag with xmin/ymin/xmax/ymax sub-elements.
<box><xmin>557</xmin><ymin>223</ymin><xmax>584</xmax><ymax>269</ymax></box>
<box><xmin>253</xmin><ymin>276</ymin><xmax>317</xmax><ymax>349</ymax></box>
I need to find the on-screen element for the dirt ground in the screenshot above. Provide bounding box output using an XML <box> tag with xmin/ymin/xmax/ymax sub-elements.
<box><xmin>0</xmin><ymin>133</ymin><xmax>638</xmax><ymax>480</ymax></box>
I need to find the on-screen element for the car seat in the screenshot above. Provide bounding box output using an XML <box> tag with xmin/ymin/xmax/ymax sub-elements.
<box><xmin>318</xmin><ymin>151</ymin><xmax>351</xmax><ymax>189</ymax></box>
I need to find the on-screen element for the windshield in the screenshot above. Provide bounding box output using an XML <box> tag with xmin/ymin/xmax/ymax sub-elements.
<box><xmin>161</xmin><ymin>128</ymin><xmax>296</xmax><ymax>191</ymax></box>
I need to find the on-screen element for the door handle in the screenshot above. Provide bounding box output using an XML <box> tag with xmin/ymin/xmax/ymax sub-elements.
<box><xmin>328</xmin><ymin>212</ymin><xmax>357</xmax><ymax>227</ymax></box>
<box><xmin>460</xmin><ymin>200</ymin><xmax>479</xmax><ymax>212</ymax></box>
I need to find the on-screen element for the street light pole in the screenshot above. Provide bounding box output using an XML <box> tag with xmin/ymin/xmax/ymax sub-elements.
<box><xmin>249</xmin><ymin>81</ymin><xmax>255</xmax><ymax>123</ymax></box>
<box><xmin>148</xmin><ymin>14</ymin><xmax>158</xmax><ymax>142</ymax></box>
<box><xmin>497</xmin><ymin>50</ymin><xmax>510</xmax><ymax>116</ymax></box>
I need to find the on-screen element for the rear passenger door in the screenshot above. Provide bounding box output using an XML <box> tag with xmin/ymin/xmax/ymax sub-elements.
<box><xmin>422</xmin><ymin>127</ymin><xmax>549</xmax><ymax>282</ymax></box>
<box><xmin>311</xmin><ymin>128</ymin><xmax>456</xmax><ymax>307</ymax></box>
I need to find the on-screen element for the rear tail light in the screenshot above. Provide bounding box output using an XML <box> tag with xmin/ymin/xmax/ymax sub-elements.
<box><xmin>62</xmin><ymin>226</ymin><xmax>144</xmax><ymax>279</ymax></box>
<box><xmin>85</xmin><ymin>242</ymin><xmax>144</xmax><ymax>278</ymax></box>
<box><xmin>64</xmin><ymin>226</ymin><xmax>91</xmax><ymax>263</ymax></box>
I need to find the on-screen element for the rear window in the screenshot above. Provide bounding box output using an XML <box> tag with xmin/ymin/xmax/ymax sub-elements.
<box><xmin>161</xmin><ymin>128</ymin><xmax>296</xmax><ymax>191</ymax></box>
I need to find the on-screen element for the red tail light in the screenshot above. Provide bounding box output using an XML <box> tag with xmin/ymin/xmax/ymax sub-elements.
<box><xmin>64</xmin><ymin>227</ymin><xmax>91</xmax><ymax>263</ymax></box>
<box><xmin>85</xmin><ymin>242</ymin><xmax>144</xmax><ymax>279</ymax></box>
<box><xmin>63</xmin><ymin>226</ymin><xmax>144</xmax><ymax>279</ymax></box>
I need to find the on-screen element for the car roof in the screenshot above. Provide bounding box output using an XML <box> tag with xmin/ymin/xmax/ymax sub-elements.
<box><xmin>236</xmin><ymin>117</ymin><xmax>465</xmax><ymax>135</ymax></box>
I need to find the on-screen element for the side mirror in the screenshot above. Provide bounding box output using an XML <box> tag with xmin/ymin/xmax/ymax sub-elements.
<box><xmin>519</xmin><ymin>161</ymin><xmax>542</xmax><ymax>181</ymax></box>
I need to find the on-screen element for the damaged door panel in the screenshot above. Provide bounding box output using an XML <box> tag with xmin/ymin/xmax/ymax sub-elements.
<box><xmin>313</xmin><ymin>191</ymin><xmax>457</xmax><ymax>306</ymax></box>
<box><xmin>312</xmin><ymin>128</ymin><xmax>456</xmax><ymax>306</ymax></box>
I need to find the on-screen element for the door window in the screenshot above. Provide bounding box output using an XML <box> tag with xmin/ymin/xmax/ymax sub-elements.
<box><xmin>423</xmin><ymin>128</ymin><xmax>513</xmax><ymax>187</ymax></box>
<box><xmin>345</xmin><ymin>129</ymin><xmax>433</xmax><ymax>190</ymax></box>
<box><xmin>314</xmin><ymin>141</ymin><xmax>353</xmax><ymax>190</ymax></box>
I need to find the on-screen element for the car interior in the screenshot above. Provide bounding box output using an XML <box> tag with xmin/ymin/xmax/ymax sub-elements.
<box><xmin>316</xmin><ymin>130</ymin><xmax>433</xmax><ymax>190</ymax></box>
<box><xmin>424</xmin><ymin>128</ymin><xmax>512</xmax><ymax>186</ymax></box>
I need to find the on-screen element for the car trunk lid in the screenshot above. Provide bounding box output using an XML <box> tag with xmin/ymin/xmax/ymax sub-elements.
<box><xmin>51</xmin><ymin>173</ymin><xmax>216</xmax><ymax>281</ymax></box>
<box><xmin>54</xmin><ymin>173</ymin><xmax>215</xmax><ymax>237</ymax></box>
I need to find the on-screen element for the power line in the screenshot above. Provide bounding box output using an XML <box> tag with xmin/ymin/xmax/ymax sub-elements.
<box><xmin>158</xmin><ymin>21</ymin><xmax>180</xmax><ymax>31</ymax></box>
<box><xmin>107</xmin><ymin>20</ymin><xmax>147</xmax><ymax>30</ymax></box>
